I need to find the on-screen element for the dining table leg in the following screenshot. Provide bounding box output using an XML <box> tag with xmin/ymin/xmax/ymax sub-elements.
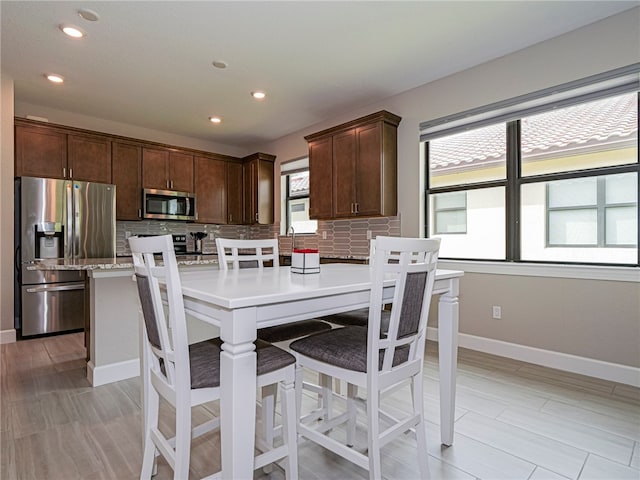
<box><xmin>219</xmin><ymin>307</ymin><xmax>258</xmax><ymax>480</ymax></box>
<box><xmin>437</xmin><ymin>277</ymin><xmax>460</xmax><ymax>446</ymax></box>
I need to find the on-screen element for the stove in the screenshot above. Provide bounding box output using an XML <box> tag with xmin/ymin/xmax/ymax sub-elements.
<box><xmin>137</xmin><ymin>233</ymin><xmax>187</xmax><ymax>254</ymax></box>
<box><xmin>171</xmin><ymin>234</ymin><xmax>187</xmax><ymax>254</ymax></box>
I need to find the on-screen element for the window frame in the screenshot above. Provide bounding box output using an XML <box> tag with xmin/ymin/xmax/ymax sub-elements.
<box><xmin>283</xmin><ymin>169</ymin><xmax>317</xmax><ymax>235</ymax></box>
<box><xmin>423</xmin><ymin>91</ymin><xmax>639</xmax><ymax>267</ymax></box>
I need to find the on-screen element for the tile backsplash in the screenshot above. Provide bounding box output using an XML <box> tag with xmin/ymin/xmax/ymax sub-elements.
<box><xmin>116</xmin><ymin>216</ymin><xmax>400</xmax><ymax>258</ymax></box>
<box><xmin>116</xmin><ymin>221</ymin><xmax>250</xmax><ymax>256</ymax></box>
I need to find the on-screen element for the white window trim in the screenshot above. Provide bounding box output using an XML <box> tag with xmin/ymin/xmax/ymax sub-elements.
<box><xmin>438</xmin><ymin>259</ymin><xmax>640</xmax><ymax>283</ymax></box>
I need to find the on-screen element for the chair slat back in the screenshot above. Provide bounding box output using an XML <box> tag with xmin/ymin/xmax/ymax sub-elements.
<box><xmin>129</xmin><ymin>234</ymin><xmax>191</xmax><ymax>391</ymax></box>
<box><xmin>216</xmin><ymin>238</ymin><xmax>280</xmax><ymax>271</ymax></box>
<box><xmin>367</xmin><ymin>236</ymin><xmax>440</xmax><ymax>378</ymax></box>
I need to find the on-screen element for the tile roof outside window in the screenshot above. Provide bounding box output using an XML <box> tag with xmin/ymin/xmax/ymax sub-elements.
<box><xmin>289</xmin><ymin>172</ymin><xmax>309</xmax><ymax>195</ymax></box>
<box><xmin>430</xmin><ymin>93</ymin><xmax>637</xmax><ymax>173</ymax></box>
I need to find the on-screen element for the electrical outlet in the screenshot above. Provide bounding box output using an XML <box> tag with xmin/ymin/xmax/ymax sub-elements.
<box><xmin>125</xmin><ymin>231</ymin><xmax>131</xmax><ymax>239</ymax></box>
<box><xmin>492</xmin><ymin>306</ymin><xmax>502</xmax><ymax>319</ymax></box>
<box><xmin>322</xmin><ymin>231</ymin><xmax>327</xmax><ymax>240</ymax></box>
<box><xmin>367</xmin><ymin>230</ymin><xmax>372</xmax><ymax>240</ymax></box>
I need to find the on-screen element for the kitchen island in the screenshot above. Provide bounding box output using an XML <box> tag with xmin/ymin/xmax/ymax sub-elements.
<box><xmin>30</xmin><ymin>256</ymin><xmax>220</xmax><ymax>386</ymax></box>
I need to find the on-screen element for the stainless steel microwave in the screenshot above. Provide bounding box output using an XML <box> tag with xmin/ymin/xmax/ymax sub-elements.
<box><xmin>142</xmin><ymin>189</ymin><xmax>197</xmax><ymax>221</ymax></box>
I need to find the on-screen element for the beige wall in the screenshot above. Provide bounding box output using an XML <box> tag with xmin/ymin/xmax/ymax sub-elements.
<box><xmin>252</xmin><ymin>9</ymin><xmax>640</xmax><ymax>369</ymax></box>
<box><xmin>1</xmin><ymin>75</ymin><xmax>15</xmax><ymax>334</ymax></box>
<box><xmin>455</xmin><ymin>273</ymin><xmax>640</xmax><ymax>368</ymax></box>
<box><xmin>14</xmin><ymin>101</ymin><xmax>248</xmax><ymax>158</ymax></box>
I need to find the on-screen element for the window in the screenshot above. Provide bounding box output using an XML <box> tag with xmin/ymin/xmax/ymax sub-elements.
<box><xmin>433</xmin><ymin>192</ymin><xmax>467</xmax><ymax>234</ymax></box>
<box><xmin>284</xmin><ymin>170</ymin><xmax>317</xmax><ymax>234</ymax></box>
<box><xmin>421</xmin><ymin>67</ymin><xmax>639</xmax><ymax>266</ymax></box>
<box><xmin>545</xmin><ymin>174</ymin><xmax>638</xmax><ymax>248</ymax></box>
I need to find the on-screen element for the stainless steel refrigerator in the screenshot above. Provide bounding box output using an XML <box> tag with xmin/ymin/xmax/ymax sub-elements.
<box><xmin>14</xmin><ymin>176</ymin><xmax>116</xmax><ymax>337</ymax></box>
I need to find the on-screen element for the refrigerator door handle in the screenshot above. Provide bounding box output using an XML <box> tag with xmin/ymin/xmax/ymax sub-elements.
<box><xmin>72</xmin><ymin>182</ymin><xmax>80</xmax><ymax>258</ymax></box>
<box><xmin>26</xmin><ymin>283</ymin><xmax>85</xmax><ymax>293</ymax></box>
<box><xmin>65</xmin><ymin>181</ymin><xmax>74</xmax><ymax>258</ymax></box>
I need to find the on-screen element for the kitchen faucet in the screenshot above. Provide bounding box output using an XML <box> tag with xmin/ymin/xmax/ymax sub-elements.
<box><xmin>288</xmin><ymin>226</ymin><xmax>295</xmax><ymax>251</ymax></box>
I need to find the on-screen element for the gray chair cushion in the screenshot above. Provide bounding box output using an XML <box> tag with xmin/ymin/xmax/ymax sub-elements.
<box><xmin>321</xmin><ymin>308</ymin><xmax>391</xmax><ymax>331</ymax></box>
<box><xmin>290</xmin><ymin>326</ymin><xmax>409</xmax><ymax>373</ymax></box>
<box><xmin>321</xmin><ymin>308</ymin><xmax>369</xmax><ymax>327</ymax></box>
<box><xmin>398</xmin><ymin>271</ymin><xmax>427</xmax><ymax>339</ymax></box>
<box><xmin>189</xmin><ymin>338</ymin><xmax>295</xmax><ymax>389</ymax></box>
<box><xmin>257</xmin><ymin>320</ymin><xmax>332</xmax><ymax>343</ymax></box>
<box><xmin>135</xmin><ymin>273</ymin><xmax>162</xmax><ymax>349</ymax></box>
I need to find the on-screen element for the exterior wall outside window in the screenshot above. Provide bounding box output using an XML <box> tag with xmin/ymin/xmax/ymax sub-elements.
<box><xmin>430</xmin><ymin>187</ymin><xmax>505</xmax><ymax>259</ymax></box>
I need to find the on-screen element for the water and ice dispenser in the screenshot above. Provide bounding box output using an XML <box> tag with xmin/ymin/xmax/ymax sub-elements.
<box><xmin>34</xmin><ymin>223</ymin><xmax>63</xmax><ymax>259</ymax></box>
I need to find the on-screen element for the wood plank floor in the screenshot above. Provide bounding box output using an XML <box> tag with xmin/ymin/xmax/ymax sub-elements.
<box><xmin>1</xmin><ymin>333</ymin><xmax>638</xmax><ymax>479</ymax></box>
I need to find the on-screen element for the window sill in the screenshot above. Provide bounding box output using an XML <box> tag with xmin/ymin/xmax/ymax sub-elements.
<box><xmin>437</xmin><ymin>259</ymin><xmax>640</xmax><ymax>282</ymax></box>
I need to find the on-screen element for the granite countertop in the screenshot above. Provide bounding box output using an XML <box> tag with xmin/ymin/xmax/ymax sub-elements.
<box><xmin>28</xmin><ymin>255</ymin><xmax>219</xmax><ymax>271</ymax></box>
<box><xmin>30</xmin><ymin>252</ymin><xmax>364</xmax><ymax>271</ymax></box>
<box><xmin>280</xmin><ymin>253</ymin><xmax>369</xmax><ymax>261</ymax></box>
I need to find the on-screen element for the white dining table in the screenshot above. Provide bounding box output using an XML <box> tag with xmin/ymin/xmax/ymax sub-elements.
<box><xmin>179</xmin><ymin>263</ymin><xmax>463</xmax><ymax>480</ymax></box>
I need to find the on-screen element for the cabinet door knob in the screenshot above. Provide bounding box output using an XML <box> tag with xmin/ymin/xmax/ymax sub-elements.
<box><xmin>63</xmin><ymin>167</ymin><xmax>66</xmax><ymax>178</ymax></box>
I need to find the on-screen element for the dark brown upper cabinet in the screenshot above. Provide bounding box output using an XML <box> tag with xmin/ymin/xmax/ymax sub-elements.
<box><xmin>67</xmin><ymin>134</ymin><xmax>112</xmax><ymax>184</ymax></box>
<box><xmin>15</xmin><ymin>121</ymin><xmax>111</xmax><ymax>183</ymax></box>
<box><xmin>305</xmin><ymin>110</ymin><xmax>401</xmax><ymax>220</ymax></box>
<box><xmin>226</xmin><ymin>161</ymin><xmax>244</xmax><ymax>225</ymax></box>
<box><xmin>242</xmin><ymin>153</ymin><xmax>275</xmax><ymax>225</ymax></box>
<box><xmin>15</xmin><ymin>123</ymin><xmax>67</xmax><ymax>179</ymax></box>
<box><xmin>194</xmin><ymin>156</ymin><xmax>227</xmax><ymax>224</ymax></box>
<box><xmin>112</xmin><ymin>142</ymin><xmax>142</xmax><ymax>221</ymax></box>
<box><xmin>307</xmin><ymin>136</ymin><xmax>333</xmax><ymax>220</ymax></box>
<box><xmin>142</xmin><ymin>148</ymin><xmax>194</xmax><ymax>192</ymax></box>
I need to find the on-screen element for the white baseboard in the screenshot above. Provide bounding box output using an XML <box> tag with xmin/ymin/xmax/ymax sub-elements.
<box><xmin>426</xmin><ymin>327</ymin><xmax>640</xmax><ymax>388</ymax></box>
<box><xmin>87</xmin><ymin>358</ymin><xmax>140</xmax><ymax>387</ymax></box>
<box><xmin>0</xmin><ymin>329</ymin><xmax>16</xmax><ymax>344</ymax></box>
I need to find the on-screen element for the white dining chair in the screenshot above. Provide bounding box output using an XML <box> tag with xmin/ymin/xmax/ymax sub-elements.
<box><xmin>290</xmin><ymin>235</ymin><xmax>440</xmax><ymax>479</ymax></box>
<box><xmin>215</xmin><ymin>237</ymin><xmax>332</xmax><ymax>342</ymax></box>
<box><xmin>216</xmin><ymin>236</ymin><xmax>333</xmax><ymax>448</ymax></box>
<box><xmin>129</xmin><ymin>234</ymin><xmax>298</xmax><ymax>480</ymax></box>
<box><xmin>318</xmin><ymin>239</ymin><xmax>384</xmax><ymax>329</ymax></box>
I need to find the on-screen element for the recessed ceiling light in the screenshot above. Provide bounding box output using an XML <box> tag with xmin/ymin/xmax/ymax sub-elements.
<box><xmin>60</xmin><ymin>24</ymin><xmax>85</xmax><ymax>38</ymax></box>
<box><xmin>212</xmin><ymin>60</ymin><xmax>228</xmax><ymax>69</ymax></box>
<box><xmin>78</xmin><ymin>9</ymin><xmax>100</xmax><ymax>21</ymax></box>
<box><xmin>251</xmin><ymin>91</ymin><xmax>266</xmax><ymax>100</ymax></box>
<box><xmin>45</xmin><ymin>74</ymin><xmax>64</xmax><ymax>84</ymax></box>
<box><xmin>209</xmin><ymin>116</ymin><xmax>222</xmax><ymax>124</ymax></box>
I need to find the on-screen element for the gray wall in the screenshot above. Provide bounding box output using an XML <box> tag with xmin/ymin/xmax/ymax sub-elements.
<box><xmin>0</xmin><ymin>75</ymin><xmax>15</xmax><ymax>335</ymax></box>
<box><xmin>455</xmin><ymin>273</ymin><xmax>640</xmax><ymax>368</ymax></box>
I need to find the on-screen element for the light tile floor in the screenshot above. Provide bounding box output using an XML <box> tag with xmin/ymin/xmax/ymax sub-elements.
<box><xmin>1</xmin><ymin>333</ymin><xmax>638</xmax><ymax>479</ymax></box>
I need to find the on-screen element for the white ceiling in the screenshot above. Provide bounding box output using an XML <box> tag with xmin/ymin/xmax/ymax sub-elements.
<box><xmin>2</xmin><ymin>1</ymin><xmax>637</xmax><ymax>149</ymax></box>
